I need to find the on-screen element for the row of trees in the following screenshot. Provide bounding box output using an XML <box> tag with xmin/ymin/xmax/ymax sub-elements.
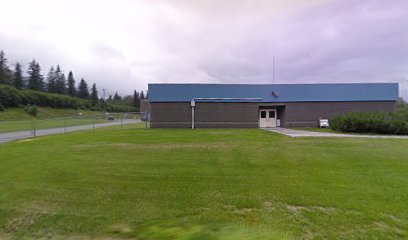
<box><xmin>0</xmin><ymin>50</ymin><xmax>147</xmax><ymax>109</ymax></box>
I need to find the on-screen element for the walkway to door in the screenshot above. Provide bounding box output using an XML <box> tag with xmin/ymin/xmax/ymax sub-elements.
<box><xmin>262</xmin><ymin>127</ymin><xmax>408</xmax><ymax>139</ymax></box>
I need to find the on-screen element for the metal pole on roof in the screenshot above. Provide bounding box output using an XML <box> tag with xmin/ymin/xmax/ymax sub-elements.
<box><xmin>273</xmin><ymin>56</ymin><xmax>276</xmax><ymax>84</ymax></box>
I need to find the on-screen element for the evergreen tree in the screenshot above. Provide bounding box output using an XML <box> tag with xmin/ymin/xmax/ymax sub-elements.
<box><xmin>54</xmin><ymin>65</ymin><xmax>66</xmax><ymax>94</ymax></box>
<box><xmin>13</xmin><ymin>62</ymin><xmax>24</xmax><ymax>89</ymax></box>
<box><xmin>91</xmin><ymin>83</ymin><xmax>98</xmax><ymax>102</ymax></box>
<box><xmin>113</xmin><ymin>92</ymin><xmax>121</xmax><ymax>101</ymax></box>
<box><xmin>77</xmin><ymin>78</ymin><xmax>89</xmax><ymax>99</ymax></box>
<box><xmin>0</xmin><ymin>50</ymin><xmax>13</xmax><ymax>85</ymax></box>
<box><xmin>27</xmin><ymin>59</ymin><xmax>44</xmax><ymax>91</ymax></box>
<box><xmin>133</xmin><ymin>90</ymin><xmax>140</xmax><ymax>108</ymax></box>
<box><xmin>46</xmin><ymin>66</ymin><xmax>57</xmax><ymax>93</ymax></box>
<box><xmin>140</xmin><ymin>91</ymin><xmax>145</xmax><ymax>100</ymax></box>
<box><xmin>122</xmin><ymin>95</ymin><xmax>133</xmax><ymax>106</ymax></box>
<box><xmin>66</xmin><ymin>71</ymin><xmax>76</xmax><ymax>96</ymax></box>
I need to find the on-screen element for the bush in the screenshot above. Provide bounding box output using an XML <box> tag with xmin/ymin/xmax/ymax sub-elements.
<box><xmin>0</xmin><ymin>84</ymin><xmax>88</xmax><ymax>109</ymax></box>
<box><xmin>0</xmin><ymin>84</ymin><xmax>23</xmax><ymax>107</ymax></box>
<box><xmin>331</xmin><ymin>111</ymin><xmax>408</xmax><ymax>135</ymax></box>
<box><xmin>0</xmin><ymin>84</ymin><xmax>137</xmax><ymax>113</ymax></box>
<box><xmin>0</xmin><ymin>103</ymin><xmax>5</xmax><ymax>111</ymax></box>
<box><xmin>105</xmin><ymin>102</ymin><xmax>137</xmax><ymax>112</ymax></box>
<box><xmin>24</xmin><ymin>105</ymin><xmax>38</xmax><ymax>116</ymax></box>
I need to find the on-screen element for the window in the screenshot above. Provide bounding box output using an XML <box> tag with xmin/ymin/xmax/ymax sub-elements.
<box><xmin>269</xmin><ymin>111</ymin><xmax>276</xmax><ymax>118</ymax></box>
<box><xmin>261</xmin><ymin>111</ymin><xmax>266</xmax><ymax>118</ymax></box>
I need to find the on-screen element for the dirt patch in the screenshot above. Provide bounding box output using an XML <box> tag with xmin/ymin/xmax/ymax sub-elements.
<box><xmin>286</xmin><ymin>205</ymin><xmax>336</xmax><ymax>213</ymax></box>
<box><xmin>17</xmin><ymin>138</ymin><xmax>36</xmax><ymax>143</ymax></box>
<box><xmin>4</xmin><ymin>201</ymin><xmax>54</xmax><ymax>234</ymax></box>
<box><xmin>385</xmin><ymin>214</ymin><xmax>405</xmax><ymax>223</ymax></box>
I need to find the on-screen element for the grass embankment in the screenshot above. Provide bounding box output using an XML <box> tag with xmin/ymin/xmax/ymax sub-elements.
<box><xmin>0</xmin><ymin>128</ymin><xmax>407</xmax><ymax>239</ymax></box>
<box><xmin>0</xmin><ymin>107</ymin><xmax>102</xmax><ymax>121</ymax></box>
<box><xmin>0</xmin><ymin>107</ymin><xmax>107</xmax><ymax>133</ymax></box>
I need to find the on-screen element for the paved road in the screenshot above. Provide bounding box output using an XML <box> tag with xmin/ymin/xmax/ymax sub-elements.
<box><xmin>263</xmin><ymin>127</ymin><xmax>408</xmax><ymax>139</ymax></box>
<box><xmin>0</xmin><ymin>119</ymin><xmax>141</xmax><ymax>144</ymax></box>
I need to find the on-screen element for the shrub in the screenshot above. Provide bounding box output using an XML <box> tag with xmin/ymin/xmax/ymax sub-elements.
<box><xmin>105</xmin><ymin>102</ymin><xmax>137</xmax><ymax>112</ymax></box>
<box><xmin>0</xmin><ymin>85</ymin><xmax>88</xmax><ymax>110</ymax></box>
<box><xmin>0</xmin><ymin>84</ymin><xmax>137</xmax><ymax>113</ymax></box>
<box><xmin>0</xmin><ymin>103</ymin><xmax>5</xmax><ymax>111</ymax></box>
<box><xmin>331</xmin><ymin>111</ymin><xmax>408</xmax><ymax>135</ymax></box>
<box><xmin>24</xmin><ymin>105</ymin><xmax>38</xmax><ymax>116</ymax></box>
<box><xmin>0</xmin><ymin>84</ymin><xmax>23</xmax><ymax>107</ymax></box>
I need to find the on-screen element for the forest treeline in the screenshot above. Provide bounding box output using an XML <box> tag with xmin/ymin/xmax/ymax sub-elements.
<box><xmin>0</xmin><ymin>50</ymin><xmax>146</xmax><ymax>112</ymax></box>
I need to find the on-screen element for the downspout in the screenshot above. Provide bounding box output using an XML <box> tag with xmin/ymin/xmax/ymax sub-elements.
<box><xmin>191</xmin><ymin>100</ymin><xmax>195</xmax><ymax>129</ymax></box>
<box><xmin>191</xmin><ymin>98</ymin><xmax>263</xmax><ymax>129</ymax></box>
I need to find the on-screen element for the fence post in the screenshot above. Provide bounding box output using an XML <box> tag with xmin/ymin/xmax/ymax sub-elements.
<box><xmin>120</xmin><ymin>115</ymin><xmax>123</xmax><ymax>129</ymax></box>
<box><xmin>64</xmin><ymin>117</ymin><xmax>67</xmax><ymax>133</ymax></box>
<box><xmin>32</xmin><ymin>119</ymin><xmax>36</xmax><ymax>137</ymax></box>
<box><xmin>145</xmin><ymin>112</ymin><xmax>148</xmax><ymax>129</ymax></box>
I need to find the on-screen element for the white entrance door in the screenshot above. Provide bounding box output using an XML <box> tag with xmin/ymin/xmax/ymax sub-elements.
<box><xmin>259</xmin><ymin>109</ymin><xmax>277</xmax><ymax>128</ymax></box>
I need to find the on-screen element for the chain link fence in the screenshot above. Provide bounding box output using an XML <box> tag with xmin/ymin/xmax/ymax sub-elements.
<box><xmin>0</xmin><ymin>112</ymin><xmax>149</xmax><ymax>138</ymax></box>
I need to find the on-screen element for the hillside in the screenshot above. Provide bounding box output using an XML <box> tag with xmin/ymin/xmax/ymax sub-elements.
<box><xmin>0</xmin><ymin>107</ymin><xmax>102</xmax><ymax>121</ymax></box>
<box><xmin>0</xmin><ymin>84</ymin><xmax>138</xmax><ymax>113</ymax></box>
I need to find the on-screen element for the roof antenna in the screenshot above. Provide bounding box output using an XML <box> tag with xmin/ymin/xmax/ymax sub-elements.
<box><xmin>273</xmin><ymin>56</ymin><xmax>276</xmax><ymax>84</ymax></box>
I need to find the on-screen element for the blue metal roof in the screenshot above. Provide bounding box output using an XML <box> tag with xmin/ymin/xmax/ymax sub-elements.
<box><xmin>148</xmin><ymin>83</ymin><xmax>399</xmax><ymax>103</ymax></box>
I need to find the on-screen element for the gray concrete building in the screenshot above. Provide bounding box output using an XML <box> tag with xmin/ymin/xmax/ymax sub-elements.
<box><xmin>147</xmin><ymin>83</ymin><xmax>399</xmax><ymax>128</ymax></box>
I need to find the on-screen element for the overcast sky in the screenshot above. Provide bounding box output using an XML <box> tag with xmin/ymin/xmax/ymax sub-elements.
<box><xmin>1</xmin><ymin>0</ymin><xmax>407</xmax><ymax>98</ymax></box>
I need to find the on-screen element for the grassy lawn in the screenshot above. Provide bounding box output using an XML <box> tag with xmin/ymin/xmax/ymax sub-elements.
<box><xmin>292</xmin><ymin>128</ymin><xmax>391</xmax><ymax>136</ymax></box>
<box><xmin>0</xmin><ymin>128</ymin><xmax>407</xmax><ymax>239</ymax></box>
<box><xmin>0</xmin><ymin>118</ymin><xmax>110</xmax><ymax>133</ymax></box>
<box><xmin>0</xmin><ymin>107</ymin><xmax>102</xmax><ymax>121</ymax></box>
<box><xmin>0</xmin><ymin>107</ymin><xmax>140</xmax><ymax>133</ymax></box>
<box><xmin>0</xmin><ymin>107</ymin><xmax>108</xmax><ymax>133</ymax></box>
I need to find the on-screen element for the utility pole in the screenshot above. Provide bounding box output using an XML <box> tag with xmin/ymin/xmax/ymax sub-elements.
<box><xmin>103</xmin><ymin>89</ymin><xmax>106</xmax><ymax>101</ymax></box>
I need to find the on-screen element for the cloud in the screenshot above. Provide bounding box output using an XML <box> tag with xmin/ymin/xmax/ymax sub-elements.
<box><xmin>0</xmin><ymin>0</ymin><xmax>407</xmax><ymax>98</ymax></box>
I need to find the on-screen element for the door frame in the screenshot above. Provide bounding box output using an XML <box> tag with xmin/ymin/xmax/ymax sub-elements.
<box><xmin>259</xmin><ymin>109</ymin><xmax>277</xmax><ymax>128</ymax></box>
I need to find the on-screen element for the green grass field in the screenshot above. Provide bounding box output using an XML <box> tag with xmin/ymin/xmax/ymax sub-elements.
<box><xmin>0</xmin><ymin>107</ymin><xmax>135</xmax><ymax>133</ymax></box>
<box><xmin>0</xmin><ymin>118</ymin><xmax>112</xmax><ymax>133</ymax></box>
<box><xmin>1</xmin><ymin>127</ymin><xmax>407</xmax><ymax>239</ymax></box>
<box><xmin>0</xmin><ymin>107</ymin><xmax>102</xmax><ymax>121</ymax></box>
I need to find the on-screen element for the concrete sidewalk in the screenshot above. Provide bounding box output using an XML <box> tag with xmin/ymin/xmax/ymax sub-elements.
<box><xmin>262</xmin><ymin>127</ymin><xmax>408</xmax><ymax>139</ymax></box>
<box><xmin>0</xmin><ymin>119</ymin><xmax>141</xmax><ymax>144</ymax></box>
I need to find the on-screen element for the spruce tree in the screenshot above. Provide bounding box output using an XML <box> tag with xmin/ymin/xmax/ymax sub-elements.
<box><xmin>113</xmin><ymin>92</ymin><xmax>121</xmax><ymax>101</ymax></box>
<box><xmin>0</xmin><ymin>50</ymin><xmax>13</xmax><ymax>85</ymax></box>
<box><xmin>54</xmin><ymin>65</ymin><xmax>66</xmax><ymax>94</ymax></box>
<box><xmin>13</xmin><ymin>62</ymin><xmax>24</xmax><ymax>89</ymax></box>
<box><xmin>133</xmin><ymin>90</ymin><xmax>140</xmax><ymax>108</ymax></box>
<box><xmin>46</xmin><ymin>66</ymin><xmax>56</xmax><ymax>93</ymax></box>
<box><xmin>66</xmin><ymin>71</ymin><xmax>76</xmax><ymax>96</ymax></box>
<box><xmin>140</xmin><ymin>91</ymin><xmax>145</xmax><ymax>100</ymax></box>
<box><xmin>27</xmin><ymin>59</ymin><xmax>44</xmax><ymax>91</ymax></box>
<box><xmin>77</xmin><ymin>78</ymin><xmax>89</xmax><ymax>99</ymax></box>
<box><xmin>91</xmin><ymin>83</ymin><xmax>98</xmax><ymax>102</ymax></box>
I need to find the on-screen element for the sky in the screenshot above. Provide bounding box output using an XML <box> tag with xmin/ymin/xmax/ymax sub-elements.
<box><xmin>0</xmin><ymin>0</ymin><xmax>407</xmax><ymax>99</ymax></box>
